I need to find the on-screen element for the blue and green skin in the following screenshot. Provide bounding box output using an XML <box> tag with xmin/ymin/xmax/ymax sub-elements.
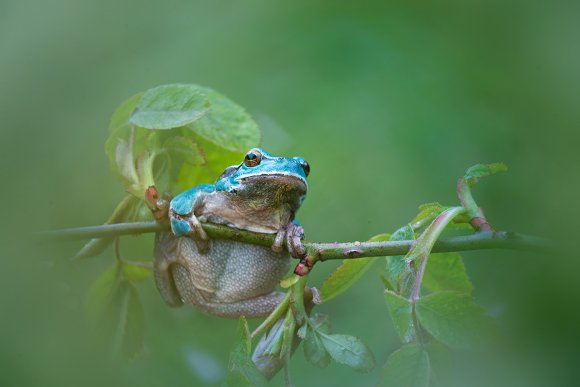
<box><xmin>154</xmin><ymin>148</ymin><xmax>310</xmax><ymax>318</ymax></box>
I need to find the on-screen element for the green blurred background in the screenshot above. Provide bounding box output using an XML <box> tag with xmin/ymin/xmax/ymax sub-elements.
<box><xmin>2</xmin><ymin>1</ymin><xmax>580</xmax><ymax>386</ymax></box>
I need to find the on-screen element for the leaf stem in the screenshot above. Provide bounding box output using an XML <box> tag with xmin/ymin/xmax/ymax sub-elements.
<box><xmin>114</xmin><ymin>237</ymin><xmax>122</xmax><ymax>263</ymax></box>
<box><xmin>408</xmin><ymin>207</ymin><xmax>466</xmax><ymax>301</ymax></box>
<box><xmin>251</xmin><ymin>292</ymin><xmax>291</xmax><ymax>339</ymax></box>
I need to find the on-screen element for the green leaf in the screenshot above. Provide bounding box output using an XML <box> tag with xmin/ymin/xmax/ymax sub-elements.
<box><xmin>425</xmin><ymin>341</ymin><xmax>453</xmax><ymax>387</ymax></box>
<box><xmin>105</xmin><ymin>84</ymin><xmax>260</xmax><ymax>202</ymax></box>
<box><xmin>411</xmin><ymin>202</ymin><xmax>446</xmax><ymax>228</ymax></box>
<box><xmin>105</xmin><ymin>94</ymin><xmax>143</xmax><ymax>182</ymax></box>
<box><xmin>251</xmin><ymin>317</ymin><xmax>284</xmax><ymax>380</ymax></box>
<box><xmin>162</xmin><ymin>136</ymin><xmax>205</xmax><ymax>166</ymax></box>
<box><xmin>225</xmin><ymin>317</ymin><xmax>268</xmax><ymax>387</ymax></box>
<box><xmin>73</xmin><ymin>237</ymin><xmax>114</xmax><ymax>260</ymax></box>
<box><xmin>129</xmin><ymin>84</ymin><xmax>210</xmax><ymax>129</ymax></box>
<box><xmin>84</xmin><ymin>264</ymin><xmax>145</xmax><ymax>357</ymax></box>
<box><xmin>412</xmin><ymin>202</ymin><xmax>472</xmax><ymax>231</ymax></box>
<box><xmin>85</xmin><ymin>264</ymin><xmax>122</xmax><ymax>327</ymax></box>
<box><xmin>109</xmin><ymin>93</ymin><xmax>144</xmax><ymax>133</ymax></box>
<box><xmin>185</xmin><ymin>85</ymin><xmax>260</xmax><ymax>152</ymax></box>
<box><xmin>320</xmin><ymin>234</ymin><xmax>389</xmax><ymax>302</ymax></box>
<box><xmin>105</xmin><ymin>113</ymin><xmax>159</xmax><ymax>198</ymax></box>
<box><xmin>381</xmin><ymin>274</ymin><xmax>395</xmax><ymax>291</ymax></box>
<box><xmin>303</xmin><ymin>328</ymin><xmax>331</xmax><ymax>368</ymax></box>
<box><xmin>309</xmin><ymin>313</ymin><xmax>331</xmax><ymax>334</ymax></box>
<box><xmin>259</xmin><ymin>321</ymin><xmax>285</xmax><ymax>359</ymax></box>
<box><xmin>280</xmin><ymin>310</ymin><xmax>296</xmax><ymax>361</ymax></box>
<box><xmin>176</xmin><ymin>134</ymin><xmax>246</xmax><ymax>190</ymax></box>
<box><xmin>303</xmin><ymin>314</ymin><xmax>331</xmax><ymax>368</ymax></box>
<box><xmin>122</xmin><ymin>263</ymin><xmax>152</xmax><ymax>282</ymax></box>
<box><xmin>407</xmin><ymin>207</ymin><xmax>466</xmax><ymax>265</ymax></box>
<box><xmin>416</xmin><ymin>291</ymin><xmax>493</xmax><ymax>349</ymax></box>
<box><xmin>233</xmin><ymin>316</ymin><xmax>252</xmax><ymax>359</ymax></box>
<box><xmin>399</xmin><ymin>207</ymin><xmax>467</xmax><ymax>298</ymax></box>
<box><xmin>380</xmin><ymin>344</ymin><xmax>430</xmax><ymax>387</ymax></box>
<box><xmin>119</xmin><ymin>284</ymin><xmax>145</xmax><ymax>357</ymax></box>
<box><xmin>386</xmin><ymin>225</ymin><xmax>414</xmax><ymax>292</ymax></box>
<box><xmin>227</xmin><ymin>362</ymin><xmax>268</xmax><ymax>385</ymax></box>
<box><xmin>464</xmin><ymin>163</ymin><xmax>507</xmax><ymax>186</ymax></box>
<box><xmin>423</xmin><ymin>253</ymin><xmax>473</xmax><ymax>294</ymax></box>
<box><xmin>369</xmin><ymin>233</ymin><xmax>392</xmax><ymax>242</ymax></box>
<box><xmin>318</xmin><ymin>333</ymin><xmax>375</xmax><ymax>372</ymax></box>
<box><xmin>319</xmin><ymin>256</ymin><xmax>374</xmax><ymax>302</ymax></box>
<box><xmin>384</xmin><ymin>290</ymin><xmax>414</xmax><ymax>342</ymax></box>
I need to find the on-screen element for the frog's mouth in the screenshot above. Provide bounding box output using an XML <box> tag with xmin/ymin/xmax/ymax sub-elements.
<box><xmin>237</xmin><ymin>172</ymin><xmax>308</xmax><ymax>193</ymax></box>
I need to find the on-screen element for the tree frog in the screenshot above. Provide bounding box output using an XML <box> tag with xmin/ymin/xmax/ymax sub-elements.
<box><xmin>154</xmin><ymin>148</ymin><xmax>310</xmax><ymax>318</ymax></box>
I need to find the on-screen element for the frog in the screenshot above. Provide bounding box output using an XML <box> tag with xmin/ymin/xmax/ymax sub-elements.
<box><xmin>153</xmin><ymin>148</ymin><xmax>310</xmax><ymax>318</ymax></box>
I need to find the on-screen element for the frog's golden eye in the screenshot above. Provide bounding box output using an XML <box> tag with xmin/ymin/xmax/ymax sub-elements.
<box><xmin>244</xmin><ymin>149</ymin><xmax>262</xmax><ymax>167</ymax></box>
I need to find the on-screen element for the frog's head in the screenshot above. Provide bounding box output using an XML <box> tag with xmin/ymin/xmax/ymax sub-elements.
<box><xmin>215</xmin><ymin>148</ymin><xmax>309</xmax><ymax>208</ymax></box>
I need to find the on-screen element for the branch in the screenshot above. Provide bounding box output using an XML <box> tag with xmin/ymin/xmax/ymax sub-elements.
<box><xmin>38</xmin><ymin>221</ymin><xmax>555</xmax><ymax>260</ymax></box>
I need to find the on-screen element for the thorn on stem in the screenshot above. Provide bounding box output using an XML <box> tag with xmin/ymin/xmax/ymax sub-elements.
<box><xmin>294</xmin><ymin>255</ymin><xmax>314</xmax><ymax>276</ymax></box>
<box><xmin>344</xmin><ymin>248</ymin><xmax>363</xmax><ymax>258</ymax></box>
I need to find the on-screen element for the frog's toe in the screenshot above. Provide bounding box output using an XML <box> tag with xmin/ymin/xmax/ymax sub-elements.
<box><xmin>271</xmin><ymin>229</ymin><xmax>285</xmax><ymax>253</ymax></box>
<box><xmin>271</xmin><ymin>222</ymin><xmax>305</xmax><ymax>256</ymax></box>
<box><xmin>170</xmin><ymin>215</ymin><xmax>192</xmax><ymax>236</ymax></box>
<box><xmin>286</xmin><ymin>222</ymin><xmax>306</xmax><ymax>257</ymax></box>
<box><xmin>185</xmin><ymin>216</ymin><xmax>210</xmax><ymax>254</ymax></box>
<box><xmin>170</xmin><ymin>213</ymin><xmax>211</xmax><ymax>254</ymax></box>
<box><xmin>193</xmin><ymin>236</ymin><xmax>210</xmax><ymax>254</ymax></box>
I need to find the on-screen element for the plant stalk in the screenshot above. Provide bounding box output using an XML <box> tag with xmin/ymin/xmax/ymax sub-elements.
<box><xmin>38</xmin><ymin>221</ymin><xmax>555</xmax><ymax>260</ymax></box>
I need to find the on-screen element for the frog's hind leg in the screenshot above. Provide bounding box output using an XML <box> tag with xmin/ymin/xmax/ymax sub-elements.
<box><xmin>153</xmin><ymin>232</ymin><xmax>185</xmax><ymax>307</ymax></box>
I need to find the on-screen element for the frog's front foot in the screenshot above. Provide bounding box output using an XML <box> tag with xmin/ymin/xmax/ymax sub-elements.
<box><xmin>272</xmin><ymin>222</ymin><xmax>306</xmax><ymax>257</ymax></box>
<box><xmin>169</xmin><ymin>211</ymin><xmax>210</xmax><ymax>254</ymax></box>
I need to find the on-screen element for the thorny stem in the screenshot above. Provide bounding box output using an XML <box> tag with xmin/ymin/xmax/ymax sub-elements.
<box><xmin>39</xmin><ymin>221</ymin><xmax>555</xmax><ymax>260</ymax></box>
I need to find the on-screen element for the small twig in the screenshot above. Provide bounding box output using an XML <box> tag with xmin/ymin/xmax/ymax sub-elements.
<box><xmin>38</xmin><ymin>221</ymin><xmax>555</xmax><ymax>260</ymax></box>
<box><xmin>39</xmin><ymin>221</ymin><xmax>168</xmax><ymax>241</ymax></box>
<box><xmin>457</xmin><ymin>176</ymin><xmax>492</xmax><ymax>231</ymax></box>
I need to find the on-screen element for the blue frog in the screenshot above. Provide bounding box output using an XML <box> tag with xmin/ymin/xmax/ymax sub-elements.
<box><xmin>154</xmin><ymin>148</ymin><xmax>310</xmax><ymax>318</ymax></box>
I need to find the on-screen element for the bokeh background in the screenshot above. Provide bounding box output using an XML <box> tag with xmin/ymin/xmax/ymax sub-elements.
<box><xmin>2</xmin><ymin>1</ymin><xmax>580</xmax><ymax>386</ymax></box>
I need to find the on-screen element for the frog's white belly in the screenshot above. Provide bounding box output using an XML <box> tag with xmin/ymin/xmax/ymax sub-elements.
<box><xmin>154</xmin><ymin>232</ymin><xmax>291</xmax><ymax>318</ymax></box>
<box><xmin>174</xmin><ymin>237</ymin><xmax>290</xmax><ymax>301</ymax></box>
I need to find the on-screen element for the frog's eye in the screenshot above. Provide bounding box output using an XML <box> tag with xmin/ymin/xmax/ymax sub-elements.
<box><xmin>300</xmin><ymin>160</ymin><xmax>310</xmax><ymax>177</ymax></box>
<box><xmin>244</xmin><ymin>149</ymin><xmax>262</xmax><ymax>167</ymax></box>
